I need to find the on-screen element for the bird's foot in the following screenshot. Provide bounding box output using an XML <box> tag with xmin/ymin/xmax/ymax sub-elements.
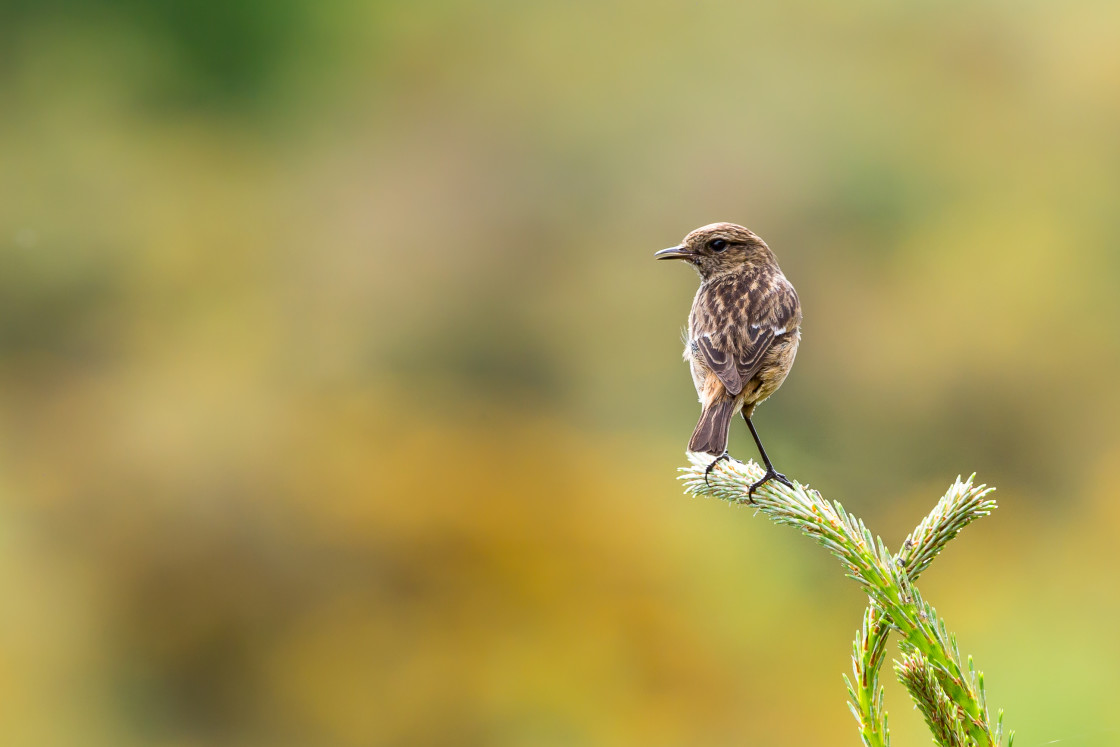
<box><xmin>748</xmin><ymin>468</ymin><xmax>794</xmax><ymax>502</ymax></box>
<box><xmin>703</xmin><ymin>452</ymin><xmax>732</xmax><ymax>487</ymax></box>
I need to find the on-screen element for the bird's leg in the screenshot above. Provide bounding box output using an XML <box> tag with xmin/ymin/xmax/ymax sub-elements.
<box><xmin>703</xmin><ymin>452</ymin><xmax>731</xmax><ymax>487</ymax></box>
<box><xmin>744</xmin><ymin>414</ymin><xmax>794</xmax><ymax>500</ymax></box>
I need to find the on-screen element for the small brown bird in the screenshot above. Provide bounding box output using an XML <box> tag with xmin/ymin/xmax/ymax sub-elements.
<box><xmin>656</xmin><ymin>222</ymin><xmax>802</xmax><ymax>497</ymax></box>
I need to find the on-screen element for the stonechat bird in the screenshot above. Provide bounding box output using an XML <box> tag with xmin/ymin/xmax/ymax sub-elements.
<box><xmin>656</xmin><ymin>222</ymin><xmax>802</xmax><ymax>498</ymax></box>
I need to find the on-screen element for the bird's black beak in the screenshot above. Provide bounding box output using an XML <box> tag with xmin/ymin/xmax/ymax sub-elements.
<box><xmin>654</xmin><ymin>245</ymin><xmax>694</xmax><ymax>260</ymax></box>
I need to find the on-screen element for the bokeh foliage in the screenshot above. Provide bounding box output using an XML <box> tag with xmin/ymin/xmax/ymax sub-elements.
<box><xmin>2</xmin><ymin>1</ymin><xmax>1120</xmax><ymax>745</ymax></box>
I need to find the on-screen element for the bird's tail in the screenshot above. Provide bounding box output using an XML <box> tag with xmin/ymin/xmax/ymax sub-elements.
<box><xmin>688</xmin><ymin>395</ymin><xmax>735</xmax><ymax>456</ymax></box>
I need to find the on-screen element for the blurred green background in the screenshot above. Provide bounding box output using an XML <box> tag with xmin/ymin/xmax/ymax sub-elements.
<box><xmin>2</xmin><ymin>1</ymin><xmax>1119</xmax><ymax>745</ymax></box>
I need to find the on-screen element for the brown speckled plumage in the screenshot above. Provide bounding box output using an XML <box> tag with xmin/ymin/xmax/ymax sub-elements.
<box><xmin>656</xmin><ymin>222</ymin><xmax>801</xmax><ymax>493</ymax></box>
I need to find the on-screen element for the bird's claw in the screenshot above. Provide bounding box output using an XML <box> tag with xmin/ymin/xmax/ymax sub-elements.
<box><xmin>748</xmin><ymin>469</ymin><xmax>794</xmax><ymax>502</ymax></box>
<box><xmin>703</xmin><ymin>453</ymin><xmax>731</xmax><ymax>487</ymax></box>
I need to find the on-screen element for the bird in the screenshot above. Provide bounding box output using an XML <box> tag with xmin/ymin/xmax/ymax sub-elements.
<box><xmin>655</xmin><ymin>222</ymin><xmax>802</xmax><ymax>498</ymax></box>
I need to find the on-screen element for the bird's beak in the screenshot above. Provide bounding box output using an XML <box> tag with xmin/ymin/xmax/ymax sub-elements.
<box><xmin>654</xmin><ymin>245</ymin><xmax>694</xmax><ymax>260</ymax></box>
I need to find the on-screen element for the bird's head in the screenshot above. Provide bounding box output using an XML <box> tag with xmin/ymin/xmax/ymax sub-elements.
<box><xmin>655</xmin><ymin>222</ymin><xmax>775</xmax><ymax>279</ymax></box>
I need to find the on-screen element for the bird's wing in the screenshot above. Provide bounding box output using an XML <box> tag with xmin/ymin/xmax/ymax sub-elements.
<box><xmin>695</xmin><ymin>335</ymin><xmax>743</xmax><ymax>395</ymax></box>
<box><xmin>733</xmin><ymin>324</ymin><xmax>777</xmax><ymax>386</ymax></box>
<box><xmin>734</xmin><ymin>280</ymin><xmax>800</xmax><ymax>383</ymax></box>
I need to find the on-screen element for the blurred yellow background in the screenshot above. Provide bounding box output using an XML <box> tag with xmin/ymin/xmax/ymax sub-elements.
<box><xmin>2</xmin><ymin>1</ymin><xmax>1119</xmax><ymax>745</ymax></box>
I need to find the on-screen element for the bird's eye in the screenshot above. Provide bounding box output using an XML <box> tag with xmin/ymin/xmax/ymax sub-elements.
<box><xmin>709</xmin><ymin>239</ymin><xmax>728</xmax><ymax>252</ymax></box>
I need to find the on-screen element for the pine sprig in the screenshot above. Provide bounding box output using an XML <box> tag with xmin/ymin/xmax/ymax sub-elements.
<box><xmin>895</xmin><ymin>652</ymin><xmax>969</xmax><ymax>747</ymax></box>
<box><xmin>844</xmin><ymin>606</ymin><xmax>891</xmax><ymax>747</ymax></box>
<box><xmin>848</xmin><ymin>474</ymin><xmax>997</xmax><ymax>745</ymax></box>
<box><xmin>679</xmin><ymin>454</ymin><xmax>1012</xmax><ymax>747</ymax></box>
<box><xmin>899</xmin><ymin>475</ymin><xmax>997</xmax><ymax>580</ymax></box>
